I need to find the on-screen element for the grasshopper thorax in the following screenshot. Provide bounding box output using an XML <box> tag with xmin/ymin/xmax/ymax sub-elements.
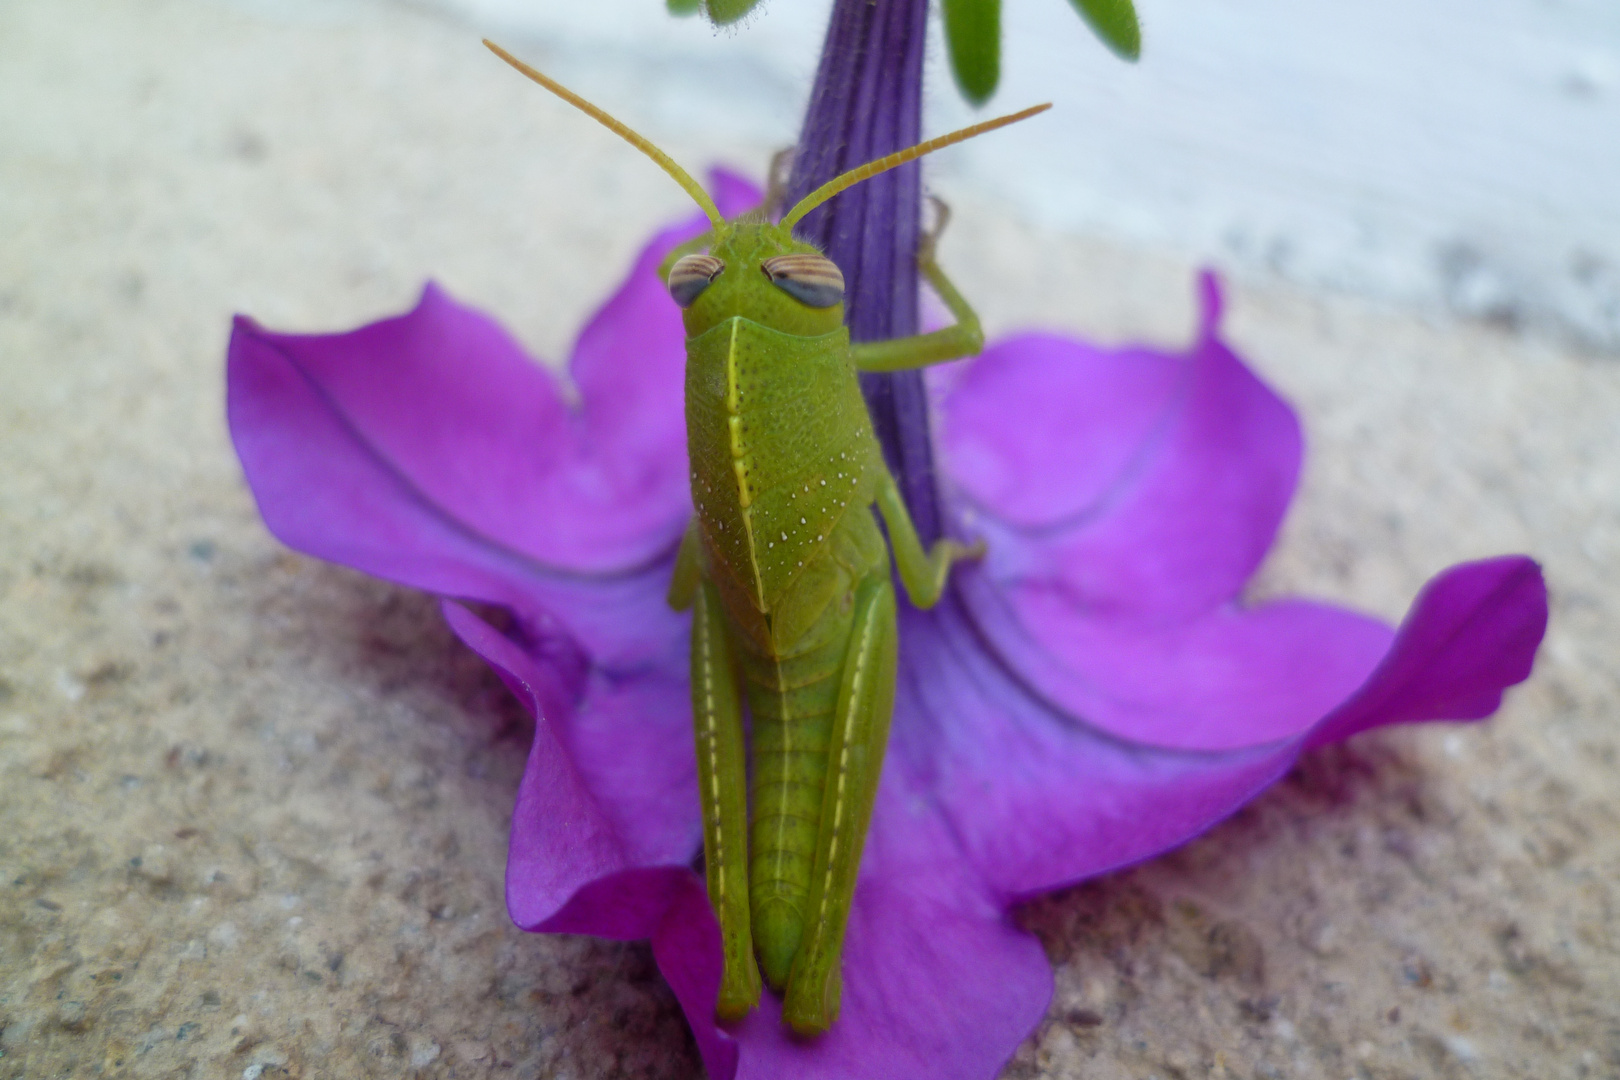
<box><xmin>673</xmin><ymin>220</ymin><xmax>846</xmax><ymax>340</ymax></box>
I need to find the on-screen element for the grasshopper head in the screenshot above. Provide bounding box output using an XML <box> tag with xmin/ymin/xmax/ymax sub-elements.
<box><xmin>482</xmin><ymin>39</ymin><xmax>1042</xmax><ymax>351</ymax></box>
<box><xmin>661</xmin><ymin>97</ymin><xmax>1051</xmax><ymax>340</ymax></box>
<box><xmin>669</xmin><ymin>220</ymin><xmax>846</xmax><ymax>339</ymax></box>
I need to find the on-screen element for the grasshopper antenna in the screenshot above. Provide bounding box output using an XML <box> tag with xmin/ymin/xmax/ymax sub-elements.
<box><xmin>484</xmin><ymin>40</ymin><xmax>726</xmax><ymax>229</ymax></box>
<box><xmin>780</xmin><ymin>103</ymin><xmax>1051</xmax><ymax>231</ymax></box>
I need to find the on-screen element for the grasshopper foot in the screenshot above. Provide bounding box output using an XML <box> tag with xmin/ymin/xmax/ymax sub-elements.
<box><xmin>782</xmin><ymin>955</ymin><xmax>842</xmax><ymax>1038</ymax></box>
<box><xmin>715</xmin><ymin>952</ymin><xmax>761</xmax><ymax>1023</ymax></box>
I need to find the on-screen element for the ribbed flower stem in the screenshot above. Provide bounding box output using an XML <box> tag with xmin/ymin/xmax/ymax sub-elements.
<box><xmin>784</xmin><ymin>0</ymin><xmax>941</xmax><ymax>545</ymax></box>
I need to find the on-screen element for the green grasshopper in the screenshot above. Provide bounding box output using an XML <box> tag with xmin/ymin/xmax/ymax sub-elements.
<box><xmin>486</xmin><ymin>41</ymin><xmax>1046</xmax><ymax>1036</ymax></box>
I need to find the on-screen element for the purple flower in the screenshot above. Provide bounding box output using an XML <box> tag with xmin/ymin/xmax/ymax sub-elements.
<box><xmin>226</xmin><ymin>171</ymin><xmax>1547</xmax><ymax>1080</ymax></box>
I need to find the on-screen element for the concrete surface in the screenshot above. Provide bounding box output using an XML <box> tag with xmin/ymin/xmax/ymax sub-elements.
<box><xmin>1</xmin><ymin>1</ymin><xmax>1616</xmax><ymax>1077</ymax></box>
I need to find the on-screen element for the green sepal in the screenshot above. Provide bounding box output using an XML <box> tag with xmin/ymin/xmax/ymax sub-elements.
<box><xmin>666</xmin><ymin>0</ymin><xmax>701</xmax><ymax>15</ymax></box>
<box><xmin>1066</xmin><ymin>0</ymin><xmax>1141</xmax><ymax>61</ymax></box>
<box><xmin>703</xmin><ymin>0</ymin><xmax>763</xmax><ymax>26</ymax></box>
<box><xmin>942</xmin><ymin>0</ymin><xmax>1001</xmax><ymax>107</ymax></box>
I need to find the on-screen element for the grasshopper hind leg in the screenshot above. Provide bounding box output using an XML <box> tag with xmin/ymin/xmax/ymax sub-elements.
<box><xmin>782</xmin><ymin>573</ymin><xmax>899</xmax><ymax>1036</ymax></box>
<box><xmin>690</xmin><ymin>579</ymin><xmax>762</xmax><ymax>1020</ymax></box>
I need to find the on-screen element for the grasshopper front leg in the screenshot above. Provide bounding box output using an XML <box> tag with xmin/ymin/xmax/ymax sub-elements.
<box><xmin>849</xmin><ymin>200</ymin><xmax>984</xmax><ymax>374</ymax></box>
<box><xmin>876</xmin><ymin>471</ymin><xmax>985</xmax><ymax>608</ymax></box>
<box><xmin>782</xmin><ymin>573</ymin><xmax>899</xmax><ymax>1036</ymax></box>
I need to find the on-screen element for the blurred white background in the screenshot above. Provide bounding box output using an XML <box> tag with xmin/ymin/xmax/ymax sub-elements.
<box><xmin>248</xmin><ymin>0</ymin><xmax>1620</xmax><ymax>352</ymax></box>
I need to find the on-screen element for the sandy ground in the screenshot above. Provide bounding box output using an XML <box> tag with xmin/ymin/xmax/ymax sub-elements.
<box><xmin>2</xmin><ymin>1</ymin><xmax>1617</xmax><ymax>1077</ymax></box>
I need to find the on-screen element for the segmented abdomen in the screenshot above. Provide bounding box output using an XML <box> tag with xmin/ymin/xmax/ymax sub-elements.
<box><xmin>731</xmin><ymin>508</ymin><xmax>890</xmax><ymax>991</ymax></box>
<box><xmin>741</xmin><ymin>628</ymin><xmax>845</xmax><ymax>926</ymax></box>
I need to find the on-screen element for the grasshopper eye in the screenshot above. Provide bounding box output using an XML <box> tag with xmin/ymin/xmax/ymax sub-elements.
<box><xmin>668</xmin><ymin>254</ymin><xmax>725</xmax><ymax>308</ymax></box>
<box><xmin>761</xmin><ymin>253</ymin><xmax>845</xmax><ymax>308</ymax></box>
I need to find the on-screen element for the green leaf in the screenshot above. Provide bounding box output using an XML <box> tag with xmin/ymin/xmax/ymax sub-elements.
<box><xmin>666</xmin><ymin>0</ymin><xmax>701</xmax><ymax>16</ymax></box>
<box><xmin>1066</xmin><ymin>0</ymin><xmax>1140</xmax><ymax>61</ymax></box>
<box><xmin>943</xmin><ymin>0</ymin><xmax>1001</xmax><ymax>107</ymax></box>
<box><xmin>703</xmin><ymin>0</ymin><xmax>763</xmax><ymax>26</ymax></box>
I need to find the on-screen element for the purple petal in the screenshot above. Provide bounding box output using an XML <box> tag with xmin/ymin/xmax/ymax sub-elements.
<box><xmin>960</xmin><ymin>571</ymin><xmax>1394</xmax><ymax>750</ymax></box>
<box><xmin>439</xmin><ymin>601</ymin><xmax>628</xmax><ymax>910</ymax></box>
<box><xmin>226</xmin><ymin>178</ymin><xmax>760</xmax><ymax>657</ymax></box>
<box><xmin>952</xmin><ymin>554</ymin><xmax>1545</xmax><ymax>754</ymax></box>
<box><xmin>941</xmin><ymin>274</ymin><xmax>1380</xmax><ymax>750</ymax></box>
<box><xmin>229</xmin><ymin>287</ymin><xmax>693</xmax><ymax>666</ymax></box>
<box><xmin>1307</xmin><ymin>555</ymin><xmax>1548</xmax><ymax>748</ymax></box>
<box><xmin>943</xmin><ymin>272</ymin><xmax>1301</xmax><ymax>623</ymax></box>
<box><xmin>922</xmin><ymin>550</ymin><xmax>1545</xmax><ymax>897</ymax></box>
<box><xmin>943</xmin><ymin>334</ymin><xmax>1181</xmax><ymax>528</ymax></box>
<box><xmin>232</xmin><ymin>280</ymin><xmax>683</xmax><ymax>574</ymax></box>
<box><xmin>714</xmin><ymin>769</ymin><xmax>1050</xmax><ymax>1080</ymax></box>
<box><xmin>565</xmin><ymin>664</ymin><xmax>704</xmax><ymax>867</ymax></box>
<box><xmin>440</xmin><ymin>602</ymin><xmax>700</xmax><ymax>894</ymax></box>
<box><xmin>895</xmin><ymin>594</ymin><xmax>1303</xmax><ymax>899</ymax></box>
<box><xmin>938</xmin><ymin>272</ymin><xmax>1545</xmax><ymax>757</ymax></box>
<box><xmin>234</xmin><ymin>165</ymin><xmax>753</xmax><ymax>583</ymax></box>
